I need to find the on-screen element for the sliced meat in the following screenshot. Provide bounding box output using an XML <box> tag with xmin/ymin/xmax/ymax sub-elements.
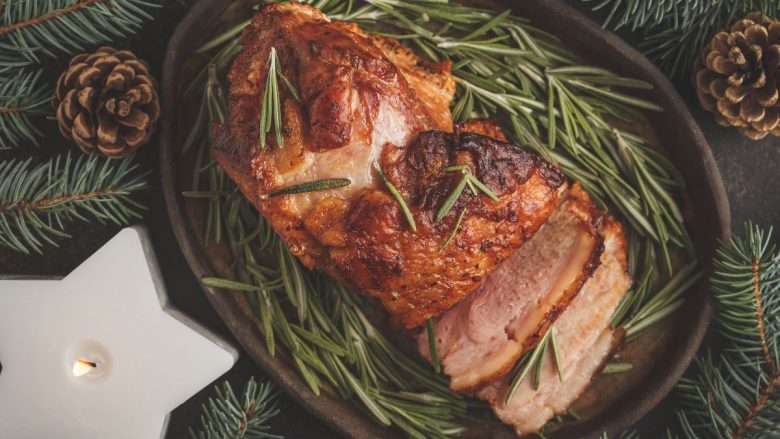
<box><xmin>476</xmin><ymin>217</ymin><xmax>631</xmax><ymax>436</ymax></box>
<box><xmin>418</xmin><ymin>185</ymin><xmax>604</xmax><ymax>392</ymax></box>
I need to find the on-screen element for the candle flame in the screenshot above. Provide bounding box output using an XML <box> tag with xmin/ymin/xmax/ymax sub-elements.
<box><xmin>72</xmin><ymin>359</ymin><xmax>97</xmax><ymax>377</ymax></box>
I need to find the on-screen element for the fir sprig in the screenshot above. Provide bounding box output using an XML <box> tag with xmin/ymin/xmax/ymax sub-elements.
<box><xmin>675</xmin><ymin>223</ymin><xmax>780</xmax><ymax>439</ymax></box>
<box><xmin>0</xmin><ymin>153</ymin><xmax>148</xmax><ymax>254</ymax></box>
<box><xmin>584</xmin><ymin>0</ymin><xmax>780</xmax><ymax>78</ymax></box>
<box><xmin>0</xmin><ymin>0</ymin><xmax>158</xmax><ymax>63</ymax></box>
<box><xmin>189</xmin><ymin>377</ymin><xmax>283</xmax><ymax>439</ymax></box>
<box><xmin>0</xmin><ymin>69</ymin><xmax>51</xmax><ymax>149</ymax></box>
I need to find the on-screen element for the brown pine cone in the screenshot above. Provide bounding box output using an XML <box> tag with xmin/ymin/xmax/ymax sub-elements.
<box><xmin>693</xmin><ymin>13</ymin><xmax>780</xmax><ymax>140</ymax></box>
<box><xmin>54</xmin><ymin>46</ymin><xmax>161</xmax><ymax>158</ymax></box>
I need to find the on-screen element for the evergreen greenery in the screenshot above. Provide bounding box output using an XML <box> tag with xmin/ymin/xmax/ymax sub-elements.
<box><xmin>0</xmin><ymin>0</ymin><xmax>157</xmax><ymax>63</ymax></box>
<box><xmin>189</xmin><ymin>377</ymin><xmax>283</xmax><ymax>439</ymax></box>
<box><xmin>0</xmin><ymin>69</ymin><xmax>51</xmax><ymax>149</ymax></box>
<box><xmin>0</xmin><ymin>153</ymin><xmax>148</xmax><ymax>254</ymax></box>
<box><xmin>675</xmin><ymin>223</ymin><xmax>780</xmax><ymax>438</ymax></box>
<box><xmin>585</xmin><ymin>0</ymin><xmax>780</xmax><ymax>78</ymax></box>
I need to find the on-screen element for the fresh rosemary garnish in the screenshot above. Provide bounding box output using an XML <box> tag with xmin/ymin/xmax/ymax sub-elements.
<box><xmin>261</xmin><ymin>178</ymin><xmax>352</xmax><ymax>199</ymax></box>
<box><xmin>436</xmin><ymin>174</ymin><xmax>469</xmax><ymax>222</ymax></box>
<box><xmin>427</xmin><ymin>319</ymin><xmax>442</xmax><ymax>374</ymax></box>
<box><xmin>506</xmin><ymin>326</ymin><xmax>560</xmax><ymax>403</ymax></box>
<box><xmin>602</xmin><ymin>362</ymin><xmax>633</xmax><ymax>374</ymax></box>
<box><xmin>550</xmin><ymin>327</ymin><xmax>563</xmax><ymax>383</ymax></box>
<box><xmin>374</xmin><ymin>162</ymin><xmax>417</xmax><ymax>232</ymax></box>
<box><xmin>439</xmin><ymin>208</ymin><xmax>467</xmax><ymax>252</ymax></box>
<box><xmin>259</xmin><ymin>48</ymin><xmax>283</xmax><ymax>148</ymax></box>
<box><xmin>259</xmin><ymin>47</ymin><xmax>301</xmax><ymax>148</ymax></box>
<box><xmin>436</xmin><ymin>166</ymin><xmax>498</xmax><ymax>221</ymax></box>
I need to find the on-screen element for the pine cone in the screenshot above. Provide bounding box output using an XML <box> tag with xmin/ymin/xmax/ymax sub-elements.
<box><xmin>54</xmin><ymin>46</ymin><xmax>161</xmax><ymax>158</ymax></box>
<box><xmin>693</xmin><ymin>13</ymin><xmax>780</xmax><ymax>141</ymax></box>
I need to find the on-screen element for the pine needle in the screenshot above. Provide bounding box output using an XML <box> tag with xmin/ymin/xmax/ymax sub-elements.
<box><xmin>189</xmin><ymin>377</ymin><xmax>283</xmax><ymax>439</ymax></box>
<box><xmin>675</xmin><ymin>223</ymin><xmax>780</xmax><ymax>438</ymax></box>
<box><xmin>0</xmin><ymin>0</ymin><xmax>158</xmax><ymax>63</ymax></box>
<box><xmin>0</xmin><ymin>153</ymin><xmax>148</xmax><ymax>254</ymax></box>
<box><xmin>0</xmin><ymin>69</ymin><xmax>51</xmax><ymax>148</ymax></box>
<box><xmin>584</xmin><ymin>0</ymin><xmax>780</xmax><ymax>78</ymax></box>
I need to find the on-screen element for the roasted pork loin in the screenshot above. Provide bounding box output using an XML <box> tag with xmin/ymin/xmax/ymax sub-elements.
<box><xmin>418</xmin><ymin>185</ymin><xmax>605</xmax><ymax>392</ymax></box>
<box><xmin>213</xmin><ymin>3</ymin><xmax>566</xmax><ymax>328</ymax></box>
<box><xmin>215</xmin><ymin>3</ymin><xmax>634</xmax><ymax>435</ymax></box>
<box><xmin>476</xmin><ymin>217</ymin><xmax>631</xmax><ymax>435</ymax></box>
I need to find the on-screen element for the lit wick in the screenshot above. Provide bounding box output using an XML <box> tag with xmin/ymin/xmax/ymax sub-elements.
<box><xmin>72</xmin><ymin>359</ymin><xmax>97</xmax><ymax>377</ymax></box>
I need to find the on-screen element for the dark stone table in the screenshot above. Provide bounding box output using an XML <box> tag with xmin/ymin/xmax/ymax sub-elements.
<box><xmin>1</xmin><ymin>1</ymin><xmax>777</xmax><ymax>438</ymax></box>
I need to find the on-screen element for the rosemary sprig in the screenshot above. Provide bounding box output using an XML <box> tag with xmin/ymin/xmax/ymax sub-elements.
<box><xmin>602</xmin><ymin>362</ymin><xmax>633</xmax><ymax>374</ymax></box>
<box><xmin>505</xmin><ymin>327</ymin><xmax>558</xmax><ymax>404</ymax></box>
<box><xmin>550</xmin><ymin>328</ymin><xmax>563</xmax><ymax>383</ymax></box>
<box><xmin>261</xmin><ymin>178</ymin><xmax>351</xmax><ymax>199</ymax></box>
<box><xmin>436</xmin><ymin>167</ymin><xmax>497</xmax><ymax>221</ymax></box>
<box><xmin>374</xmin><ymin>162</ymin><xmax>417</xmax><ymax>232</ymax></box>
<box><xmin>439</xmin><ymin>208</ymin><xmax>466</xmax><ymax>252</ymax></box>
<box><xmin>436</xmin><ymin>174</ymin><xmax>469</xmax><ymax>222</ymax></box>
<box><xmin>259</xmin><ymin>47</ymin><xmax>284</xmax><ymax>148</ymax></box>
<box><xmin>427</xmin><ymin>319</ymin><xmax>442</xmax><ymax>374</ymax></box>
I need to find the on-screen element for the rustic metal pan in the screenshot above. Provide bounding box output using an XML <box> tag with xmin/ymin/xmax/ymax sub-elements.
<box><xmin>160</xmin><ymin>0</ymin><xmax>731</xmax><ymax>437</ymax></box>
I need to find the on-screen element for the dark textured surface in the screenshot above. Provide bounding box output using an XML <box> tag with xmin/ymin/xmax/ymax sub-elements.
<box><xmin>0</xmin><ymin>1</ymin><xmax>777</xmax><ymax>438</ymax></box>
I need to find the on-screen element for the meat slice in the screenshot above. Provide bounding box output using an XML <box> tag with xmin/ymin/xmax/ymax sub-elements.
<box><xmin>213</xmin><ymin>2</ymin><xmax>567</xmax><ymax>328</ymax></box>
<box><xmin>476</xmin><ymin>217</ymin><xmax>631</xmax><ymax>436</ymax></box>
<box><xmin>418</xmin><ymin>185</ymin><xmax>604</xmax><ymax>392</ymax></box>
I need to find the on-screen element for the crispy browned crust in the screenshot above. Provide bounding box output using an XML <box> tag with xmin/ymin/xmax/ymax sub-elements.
<box><xmin>212</xmin><ymin>2</ymin><xmax>454</xmax><ymax>271</ymax></box>
<box><xmin>369</xmin><ymin>35</ymin><xmax>455</xmax><ymax>131</ymax></box>
<box><xmin>455</xmin><ymin>119</ymin><xmax>508</xmax><ymax>141</ymax></box>
<box><xmin>334</xmin><ymin>131</ymin><xmax>566</xmax><ymax>328</ymax></box>
<box><xmin>212</xmin><ymin>3</ymin><xmax>566</xmax><ymax>329</ymax></box>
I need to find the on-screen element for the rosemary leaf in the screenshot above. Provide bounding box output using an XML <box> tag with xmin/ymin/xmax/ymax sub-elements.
<box><xmin>550</xmin><ymin>328</ymin><xmax>563</xmax><ymax>383</ymax></box>
<box><xmin>262</xmin><ymin>178</ymin><xmax>351</xmax><ymax>199</ymax></box>
<box><xmin>201</xmin><ymin>276</ymin><xmax>264</xmax><ymax>292</ymax></box>
<box><xmin>259</xmin><ymin>47</ymin><xmax>285</xmax><ymax>148</ymax></box>
<box><xmin>439</xmin><ymin>208</ymin><xmax>467</xmax><ymax>252</ymax></box>
<box><xmin>533</xmin><ymin>336</ymin><xmax>547</xmax><ymax>390</ymax></box>
<box><xmin>279</xmin><ymin>71</ymin><xmax>302</xmax><ymax>103</ymax></box>
<box><xmin>506</xmin><ymin>328</ymin><xmax>552</xmax><ymax>404</ymax></box>
<box><xmin>466</xmin><ymin>175</ymin><xmax>499</xmax><ymax>202</ymax></box>
<box><xmin>436</xmin><ymin>174</ymin><xmax>469</xmax><ymax>222</ymax></box>
<box><xmin>427</xmin><ymin>319</ymin><xmax>442</xmax><ymax>374</ymax></box>
<box><xmin>602</xmin><ymin>362</ymin><xmax>634</xmax><ymax>374</ymax></box>
<box><xmin>441</xmin><ymin>164</ymin><xmax>469</xmax><ymax>173</ymax></box>
<box><xmin>374</xmin><ymin>162</ymin><xmax>417</xmax><ymax>232</ymax></box>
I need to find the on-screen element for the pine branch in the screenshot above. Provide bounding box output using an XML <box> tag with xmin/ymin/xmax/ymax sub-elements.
<box><xmin>0</xmin><ymin>0</ymin><xmax>158</xmax><ymax>63</ymax></box>
<box><xmin>0</xmin><ymin>153</ymin><xmax>148</xmax><ymax>254</ymax></box>
<box><xmin>0</xmin><ymin>69</ymin><xmax>51</xmax><ymax>149</ymax></box>
<box><xmin>189</xmin><ymin>377</ymin><xmax>283</xmax><ymax>439</ymax></box>
<box><xmin>583</xmin><ymin>0</ymin><xmax>780</xmax><ymax>78</ymax></box>
<box><xmin>675</xmin><ymin>223</ymin><xmax>780</xmax><ymax>438</ymax></box>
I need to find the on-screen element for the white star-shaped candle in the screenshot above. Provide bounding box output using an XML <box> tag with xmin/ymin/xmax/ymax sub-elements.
<box><xmin>0</xmin><ymin>227</ymin><xmax>237</xmax><ymax>439</ymax></box>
